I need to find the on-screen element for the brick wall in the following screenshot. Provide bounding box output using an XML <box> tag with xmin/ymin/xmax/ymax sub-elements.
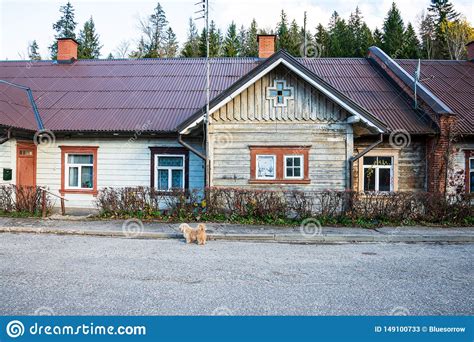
<box><xmin>426</xmin><ymin>115</ymin><xmax>457</xmax><ymax>193</ymax></box>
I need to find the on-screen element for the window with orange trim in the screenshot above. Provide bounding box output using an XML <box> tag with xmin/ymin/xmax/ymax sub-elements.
<box><xmin>249</xmin><ymin>146</ymin><xmax>310</xmax><ymax>184</ymax></box>
<box><xmin>60</xmin><ymin>146</ymin><xmax>98</xmax><ymax>195</ymax></box>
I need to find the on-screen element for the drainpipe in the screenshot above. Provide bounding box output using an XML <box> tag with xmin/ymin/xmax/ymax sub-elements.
<box><xmin>178</xmin><ymin>134</ymin><xmax>207</xmax><ymax>161</ymax></box>
<box><xmin>0</xmin><ymin>127</ymin><xmax>12</xmax><ymax>145</ymax></box>
<box><xmin>347</xmin><ymin>133</ymin><xmax>383</xmax><ymax>190</ymax></box>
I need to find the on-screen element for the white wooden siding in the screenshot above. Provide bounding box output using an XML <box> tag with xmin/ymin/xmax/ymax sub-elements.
<box><xmin>35</xmin><ymin>138</ymin><xmax>204</xmax><ymax>209</ymax></box>
<box><xmin>0</xmin><ymin>139</ymin><xmax>15</xmax><ymax>185</ymax></box>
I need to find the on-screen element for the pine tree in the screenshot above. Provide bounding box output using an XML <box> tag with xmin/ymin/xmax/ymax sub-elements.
<box><xmin>223</xmin><ymin>22</ymin><xmax>240</xmax><ymax>57</ymax></box>
<box><xmin>402</xmin><ymin>23</ymin><xmax>421</xmax><ymax>58</ymax></box>
<box><xmin>418</xmin><ymin>11</ymin><xmax>436</xmax><ymax>59</ymax></box>
<box><xmin>28</xmin><ymin>40</ymin><xmax>41</xmax><ymax>60</ymax></box>
<box><xmin>129</xmin><ymin>37</ymin><xmax>147</xmax><ymax>58</ymax></box>
<box><xmin>238</xmin><ymin>25</ymin><xmax>247</xmax><ymax>56</ymax></box>
<box><xmin>382</xmin><ymin>2</ymin><xmax>405</xmax><ymax>57</ymax></box>
<box><xmin>359</xmin><ymin>23</ymin><xmax>375</xmax><ymax>56</ymax></box>
<box><xmin>276</xmin><ymin>10</ymin><xmax>291</xmax><ymax>50</ymax></box>
<box><xmin>199</xmin><ymin>21</ymin><xmax>221</xmax><ymax>57</ymax></box>
<box><xmin>314</xmin><ymin>24</ymin><xmax>329</xmax><ymax>57</ymax></box>
<box><xmin>181</xmin><ymin>18</ymin><xmax>200</xmax><ymax>57</ymax></box>
<box><xmin>163</xmin><ymin>27</ymin><xmax>178</xmax><ymax>57</ymax></box>
<box><xmin>135</xmin><ymin>2</ymin><xmax>169</xmax><ymax>58</ymax></box>
<box><xmin>327</xmin><ymin>12</ymin><xmax>352</xmax><ymax>57</ymax></box>
<box><xmin>107</xmin><ymin>53</ymin><xmax>114</xmax><ymax>59</ymax></box>
<box><xmin>348</xmin><ymin>7</ymin><xmax>372</xmax><ymax>57</ymax></box>
<box><xmin>373</xmin><ymin>28</ymin><xmax>383</xmax><ymax>47</ymax></box>
<box><xmin>244</xmin><ymin>19</ymin><xmax>258</xmax><ymax>57</ymax></box>
<box><xmin>287</xmin><ymin>20</ymin><xmax>301</xmax><ymax>56</ymax></box>
<box><xmin>428</xmin><ymin>0</ymin><xmax>459</xmax><ymax>58</ymax></box>
<box><xmin>77</xmin><ymin>17</ymin><xmax>102</xmax><ymax>59</ymax></box>
<box><xmin>49</xmin><ymin>1</ymin><xmax>77</xmax><ymax>59</ymax></box>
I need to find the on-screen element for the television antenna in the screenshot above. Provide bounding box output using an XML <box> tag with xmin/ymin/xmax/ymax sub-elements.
<box><xmin>195</xmin><ymin>0</ymin><xmax>210</xmax><ymax>186</ymax></box>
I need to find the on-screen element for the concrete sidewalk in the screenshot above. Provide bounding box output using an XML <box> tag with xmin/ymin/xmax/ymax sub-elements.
<box><xmin>0</xmin><ymin>217</ymin><xmax>472</xmax><ymax>243</ymax></box>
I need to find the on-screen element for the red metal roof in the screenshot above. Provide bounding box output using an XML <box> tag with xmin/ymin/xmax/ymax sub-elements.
<box><xmin>0</xmin><ymin>56</ymin><xmax>438</xmax><ymax>134</ymax></box>
<box><xmin>0</xmin><ymin>82</ymin><xmax>38</xmax><ymax>130</ymax></box>
<box><xmin>397</xmin><ymin>59</ymin><xmax>473</xmax><ymax>135</ymax></box>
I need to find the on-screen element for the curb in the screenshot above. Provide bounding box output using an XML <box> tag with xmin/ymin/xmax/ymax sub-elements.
<box><xmin>0</xmin><ymin>226</ymin><xmax>473</xmax><ymax>244</ymax></box>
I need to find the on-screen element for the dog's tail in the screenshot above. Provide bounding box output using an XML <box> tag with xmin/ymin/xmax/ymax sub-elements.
<box><xmin>197</xmin><ymin>223</ymin><xmax>206</xmax><ymax>231</ymax></box>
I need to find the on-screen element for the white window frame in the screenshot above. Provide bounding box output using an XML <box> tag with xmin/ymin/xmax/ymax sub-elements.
<box><xmin>65</xmin><ymin>153</ymin><xmax>94</xmax><ymax>190</ymax></box>
<box><xmin>362</xmin><ymin>156</ymin><xmax>394</xmax><ymax>192</ymax></box>
<box><xmin>256</xmin><ymin>154</ymin><xmax>276</xmax><ymax>180</ymax></box>
<box><xmin>155</xmin><ymin>154</ymin><xmax>185</xmax><ymax>191</ymax></box>
<box><xmin>284</xmin><ymin>155</ymin><xmax>304</xmax><ymax>180</ymax></box>
<box><xmin>266</xmin><ymin>79</ymin><xmax>294</xmax><ymax>107</ymax></box>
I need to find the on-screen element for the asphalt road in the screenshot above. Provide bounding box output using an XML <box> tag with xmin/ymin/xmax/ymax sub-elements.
<box><xmin>0</xmin><ymin>233</ymin><xmax>472</xmax><ymax>315</ymax></box>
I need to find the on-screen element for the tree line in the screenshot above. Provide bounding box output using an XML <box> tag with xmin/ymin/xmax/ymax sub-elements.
<box><xmin>28</xmin><ymin>0</ymin><xmax>473</xmax><ymax>61</ymax></box>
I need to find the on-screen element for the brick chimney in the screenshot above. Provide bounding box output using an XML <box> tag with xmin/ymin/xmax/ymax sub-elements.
<box><xmin>57</xmin><ymin>38</ymin><xmax>78</xmax><ymax>62</ymax></box>
<box><xmin>257</xmin><ymin>35</ymin><xmax>276</xmax><ymax>58</ymax></box>
<box><xmin>466</xmin><ymin>41</ymin><xmax>474</xmax><ymax>61</ymax></box>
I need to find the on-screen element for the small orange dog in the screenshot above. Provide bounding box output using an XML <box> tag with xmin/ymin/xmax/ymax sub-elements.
<box><xmin>179</xmin><ymin>223</ymin><xmax>207</xmax><ymax>245</ymax></box>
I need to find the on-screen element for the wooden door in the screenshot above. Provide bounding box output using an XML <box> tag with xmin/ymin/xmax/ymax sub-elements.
<box><xmin>16</xmin><ymin>142</ymin><xmax>37</xmax><ymax>188</ymax></box>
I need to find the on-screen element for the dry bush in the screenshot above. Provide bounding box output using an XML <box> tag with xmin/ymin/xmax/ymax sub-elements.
<box><xmin>96</xmin><ymin>187</ymin><xmax>473</xmax><ymax>225</ymax></box>
<box><xmin>0</xmin><ymin>185</ymin><xmax>51</xmax><ymax>214</ymax></box>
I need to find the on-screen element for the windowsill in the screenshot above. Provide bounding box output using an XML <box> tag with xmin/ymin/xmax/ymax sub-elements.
<box><xmin>248</xmin><ymin>179</ymin><xmax>311</xmax><ymax>184</ymax></box>
<box><xmin>60</xmin><ymin>189</ymin><xmax>98</xmax><ymax>196</ymax></box>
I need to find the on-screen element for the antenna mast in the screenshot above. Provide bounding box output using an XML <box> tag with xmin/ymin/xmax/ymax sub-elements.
<box><xmin>195</xmin><ymin>0</ymin><xmax>210</xmax><ymax>186</ymax></box>
<box><xmin>303</xmin><ymin>11</ymin><xmax>307</xmax><ymax>56</ymax></box>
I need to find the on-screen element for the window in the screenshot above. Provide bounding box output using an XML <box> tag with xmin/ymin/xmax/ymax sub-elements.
<box><xmin>285</xmin><ymin>155</ymin><xmax>303</xmax><ymax>179</ymax></box>
<box><xmin>256</xmin><ymin>155</ymin><xmax>276</xmax><ymax>179</ymax></box>
<box><xmin>149</xmin><ymin>147</ymin><xmax>189</xmax><ymax>190</ymax></box>
<box><xmin>66</xmin><ymin>154</ymin><xmax>94</xmax><ymax>189</ymax></box>
<box><xmin>266</xmin><ymin>79</ymin><xmax>294</xmax><ymax>107</ymax></box>
<box><xmin>156</xmin><ymin>155</ymin><xmax>185</xmax><ymax>190</ymax></box>
<box><xmin>60</xmin><ymin>146</ymin><xmax>98</xmax><ymax>195</ymax></box>
<box><xmin>250</xmin><ymin>146</ymin><xmax>310</xmax><ymax>184</ymax></box>
<box><xmin>363</xmin><ymin>156</ymin><xmax>393</xmax><ymax>192</ymax></box>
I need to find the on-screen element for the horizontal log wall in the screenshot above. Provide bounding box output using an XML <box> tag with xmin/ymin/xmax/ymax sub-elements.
<box><xmin>210</xmin><ymin>64</ymin><xmax>354</xmax><ymax>191</ymax></box>
<box><xmin>353</xmin><ymin>136</ymin><xmax>428</xmax><ymax>192</ymax></box>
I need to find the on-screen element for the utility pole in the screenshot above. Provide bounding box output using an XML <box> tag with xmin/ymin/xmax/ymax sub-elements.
<box><xmin>195</xmin><ymin>0</ymin><xmax>210</xmax><ymax>186</ymax></box>
<box><xmin>303</xmin><ymin>11</ymin><xmax>307</xmax><ymax>56</ymax></box>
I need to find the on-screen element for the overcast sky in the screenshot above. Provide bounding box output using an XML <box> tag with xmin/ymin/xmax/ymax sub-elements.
<box><xmin>0</xmin><ymin>0</ymin><xmax>472</xmax><ymax>60</ymax></box>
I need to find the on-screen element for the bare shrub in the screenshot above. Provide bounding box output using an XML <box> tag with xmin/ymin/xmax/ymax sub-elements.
<box><xmin>0</xmin><ymin>185</ymin><xmax>51</xmax><ymax>214</ymax></box>
<box><xmin>95</xmin><ymin>187</ymin><xmax>473</xmax><ymax>225</ymax></box>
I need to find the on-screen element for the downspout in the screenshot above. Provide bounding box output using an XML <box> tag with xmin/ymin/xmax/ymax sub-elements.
<box><xmin>0</xmin><ymin>127</ymin><xmax>12</xmax><ymax>145</ymax></box>
<box><xmin>347</xmin><ymin>133</ymin><xmax>383</xmax><ymax>190</ymax></box>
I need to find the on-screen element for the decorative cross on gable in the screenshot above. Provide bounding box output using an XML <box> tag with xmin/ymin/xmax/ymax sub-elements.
<box><xmin>266</xmin><ymin>79</ymin><xmax>294</xmax><ymax>107</ymax></box>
